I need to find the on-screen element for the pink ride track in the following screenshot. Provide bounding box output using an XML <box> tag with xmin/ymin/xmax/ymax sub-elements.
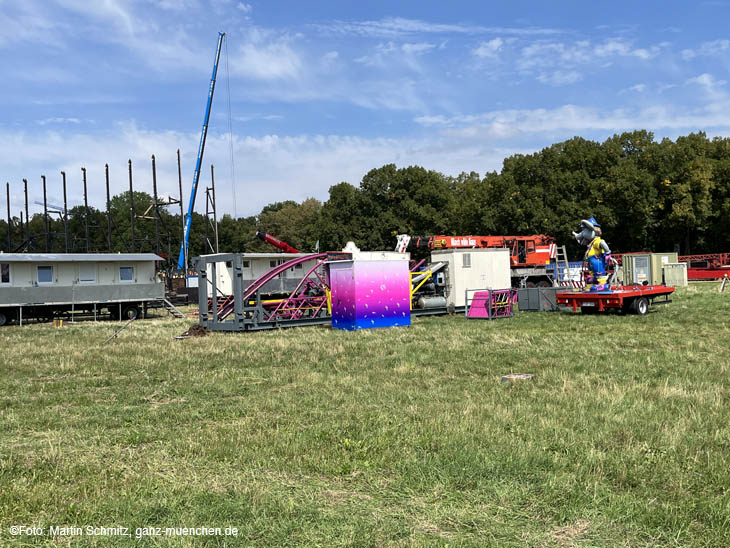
<box><xmin>213</xmin><ymin>253</ymin><xmax>328</xmax><ymax>323</ymax></box>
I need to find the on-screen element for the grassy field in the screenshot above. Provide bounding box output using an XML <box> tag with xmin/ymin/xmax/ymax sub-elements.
<box><xmin>1</xmin><ymin>284</ymin><xmax>729</xmax><ymax>547</ymax></box>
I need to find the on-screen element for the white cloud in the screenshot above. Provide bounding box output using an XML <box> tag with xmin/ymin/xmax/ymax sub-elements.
<box><xmin>412</xmin><ymin>98</ymin><xmax>730</xmax><ymax>139</ymax></box>
<box><xmin>231</xmin><ymin>41</ymin><xmax>302</xmax><ymax>80</ymax></box>
<box><xmin>237</xmin><ymin>2</ymin><xmax>253</xmax><ymax>13</ymax></box>
<box><xmin>593</xmin><ymin>38</ymin><xmax>632</xmax><ymax>57</ymax></box>
<box><xmin>473</xmin><ymin>38</ymin><xmax>504</xmax><ymax>58</ymax></box>
<box><xmin>151</xmin><ymin>0</ymin><xmax>200</xmax><ymax>10</ymax></box>
<box><xmin>685</xmin><ymin>73</ymin><xmax>726</xmax><ymax>88</ymax></box>
<box><xmin>619</xmin><ymin>83</ymin><xmax>647</xmax><ymax>94</ymax></box>
<box><xmin>234</xmin><ymin>114</ymin><xmax>283</xmax><ymax>122</ymax></box>
<box><xmin>536</xmin><ymin>70</ymin><xmax>582</xmax><ymax>86</ymax></box>
<box><xmin>0</xmin><ymin>3</ymin><xmax>67</xmax><ymax>49</ymax></box>
<box><xmin>36</xmin><ymin>117</ymin><xmax>82</xmax><ymax>126</ymax></box>
<box><xmin>519</xmin><ymin>37</ymin><xmax>662</xmax><ymax>73</ymax></box>
<box><xmin>313</xmin><ymin>17</ymin><xmax>561</xmax><ymax>39</ymax></box>
<box><xmin>402</xmin><ymin>42</ymin><xmax>436</xmax><ymax>55</ymax></box>
<box><xmin>354</xmin><ymin>42</ymin><xmax>397</xmax><ymax>67</ymax></box>
<box><xmin>354</xmin><ymin>42</ymin><xmax>434</xmax><ymax>73</ymax></box>
<box><xmin>681</xmin><ymin>39</ymin><xmax>730</xmax><ymax>60</ymax></box>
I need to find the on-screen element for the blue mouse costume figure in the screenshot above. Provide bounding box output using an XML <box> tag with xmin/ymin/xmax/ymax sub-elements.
<box><xmin>572</xmin><ymin>217</ymin><xmax>612</xmax><ymax>291</ymax></box>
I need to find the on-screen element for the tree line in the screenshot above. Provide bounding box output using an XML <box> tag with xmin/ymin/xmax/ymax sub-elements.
<box><xmin>1</xmin><ymin>130</ymin><xmax>728</xmax><ymax>262</ymax></box>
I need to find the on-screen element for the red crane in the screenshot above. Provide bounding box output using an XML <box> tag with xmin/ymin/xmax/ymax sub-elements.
<box><xmin>255</xmin><ymin>230</ymin><xmax>301</xmax><ymax>254</ymax></box>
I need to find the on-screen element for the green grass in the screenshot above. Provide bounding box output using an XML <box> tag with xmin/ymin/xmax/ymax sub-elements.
<box><xmin>1</xmin><ymin>284</ymin><xmax>729</xmax><ymax>547</ymax></box>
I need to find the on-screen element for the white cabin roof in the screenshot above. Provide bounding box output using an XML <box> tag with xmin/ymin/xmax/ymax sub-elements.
<box><xmin>0</xmin><ymin>253</ymin><xmax>163</xmax><ymax>262</ymax></box>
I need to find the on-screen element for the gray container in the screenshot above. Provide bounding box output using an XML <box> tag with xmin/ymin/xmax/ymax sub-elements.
<box><xmin>518</xmin><ymin>287</ymin><xmax>562</xmax><ymax>311</ymax></box>
<box><xmin>663</xmin><ymin>263</ymin><xmax>688</xmax><ymax>287</ymax></box>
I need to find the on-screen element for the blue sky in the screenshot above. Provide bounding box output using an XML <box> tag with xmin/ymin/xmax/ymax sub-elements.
<box><xmin>3</xmin><ymin>1</ymin><xmax>730</xmax><ymax>218</ymax></box>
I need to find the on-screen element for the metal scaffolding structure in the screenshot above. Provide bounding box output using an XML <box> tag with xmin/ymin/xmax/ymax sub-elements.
<box><xmin>1</xmin><ymin>150</ymin><xmax>216</xmax><ymax>265</ymax></box>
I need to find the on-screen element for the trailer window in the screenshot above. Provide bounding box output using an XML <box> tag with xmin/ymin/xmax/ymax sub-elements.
<box><xmin>37</xmin><ymin>265</ymin><xmax>53</xmax><ymax>284</ymax></box>
<box><xmin>79</xmin><ymin>263</ymin><xmax>96</xmax><ymax>284</ymax></box>
<box><xmin>242</xmin><ymin>261</ymin><xmax>250</xmax><ymax>268</ymax></box>
<box><xmin>119</xmin><ymin>266</ymin><xmax>134</xmax><ymax>282</ymax></box>
<box><xmin>0</xmin><ymin>263</ymin><xmax>9</xmax><ymax>284</ymax></box>
<box><xmin>270</xmin><ymin>260</ymin><xmax>277</xmax><ymax>268</ymax></box>
<box><xmin>462</xmin><ymin>253</ymin><xmax>471</xmax><ymax>268</ymax></box>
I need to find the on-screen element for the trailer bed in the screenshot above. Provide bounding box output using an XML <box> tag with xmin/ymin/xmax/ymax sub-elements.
<box><xmin>557</xmin><ymin>285</ymin><xmax>675</xmax><ymax>315</ymax></box>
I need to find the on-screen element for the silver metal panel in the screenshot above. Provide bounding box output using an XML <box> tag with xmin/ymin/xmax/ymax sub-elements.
<box><xmin>518</xmin><ymin>287</ymin><xmax>561</xmax><ymax>311</ymax></box>
<box><xmin>0</xmin><ymin>253</ymin><xmax>163</xmax><ymax>262</ymax></box>
<box><xmin>0</xmin><ymin>283</ymin><xmax>163</xmax><ymax>307</ymax></box>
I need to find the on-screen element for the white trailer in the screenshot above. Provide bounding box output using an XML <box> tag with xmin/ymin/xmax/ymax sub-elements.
<box><xmin>0</xmin><ymin>253</ymin><xmax>164</xmax><ymax>326</ymax></box>
<box><xmin>430</xmin><ymin>248</ymin><xmax>511</xmax><ymax>309</ymax></box>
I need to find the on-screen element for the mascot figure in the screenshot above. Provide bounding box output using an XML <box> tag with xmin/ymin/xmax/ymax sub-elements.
<box><xmin>572</xmin><ymin>217</ymin><xmax>612</xmax><ymax>291</ymax></box>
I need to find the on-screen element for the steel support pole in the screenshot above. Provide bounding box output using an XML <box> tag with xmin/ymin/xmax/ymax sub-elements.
<box><xmin>42</xmin><ymin>175</ymin><xmax>49</xmax><ymax>252</ymax></box>
<box><xmin>6</xmin><ymin>182</ymin><xmax>11</xmax><ymax>251</ymax></box>
<box><xmin>82</xmin><ymin>167</ymin><xmax>90</xmax><ymax>252</ymax></box>
<box><xmin>61</xmin><ymin>171</ymin><xmax>69</xmax><ymax>252</ymax></box>
<box><xmin>152</xmin><ymin>154</ymin><xmax>160</xmax><ymax>256</ymax></box>
<box><xmin>128</xmin><ymin>160</ymin><xmax>135</xmax><ymax>252</ymax></box>
<box><xmin>23</xmin><ymin>179</ymin><xmax>29</xmax><ymax>242</ymax></box>
<box><xmin>105</xmin><ymin>164</ymin><xmax>112</xmax><ymax>251</ymax></box>
<box><xmin>211</xmin><ymin>164</ymin><xmax>218</xmax><ymax>253</ymax></box>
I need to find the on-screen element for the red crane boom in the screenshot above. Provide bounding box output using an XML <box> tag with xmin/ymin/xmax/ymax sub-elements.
<box><xmin>255</xmin><ymin>230</ymin><xmax>301</xmax><ymax>254</ymax></box>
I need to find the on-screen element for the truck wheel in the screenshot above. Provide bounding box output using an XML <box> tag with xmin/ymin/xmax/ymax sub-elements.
<box><xmin>122</xmin><ymin>304</ymin><xmax>140</xmax><ymax>320</ymax></box>
<box><xmin>0</xmin><ymin>311</ymin><xmax>7</xmax><ymax>327</ymax></box>
<box><xmin>632</xmin><ymin>297</ymin><xmax>649</xmax><ymax>316</ymax></box>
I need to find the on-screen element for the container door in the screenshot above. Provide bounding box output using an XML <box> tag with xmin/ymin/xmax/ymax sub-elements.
<box><xmin>633</xmin><ymin>256</ymin><xmax>650</xmax><ymax>284</ymax></box>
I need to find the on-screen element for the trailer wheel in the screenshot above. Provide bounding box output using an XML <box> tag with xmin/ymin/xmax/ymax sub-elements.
<box><xmin>0</xmin><ymin>311</ymin><xmax>7</xmax><ymax>327</ymax></box>
<box><xmin>633</xmin><ymin>297</ymin><xmax>649</xmax><ymax>316</ymax></box>
<box><xmin>537</xmin><ymin>280</ymin><xmax>552</xmax><ymax>288</ymax></box>
<box><xmin>38</xmin><ymin>310</ymin><xmax>53</xmax><ymax>323</ymax></box>
<box><xmin>121</xmin><ymin>304</ymin><xmax>140</xmax><ymax>320</ymax></box>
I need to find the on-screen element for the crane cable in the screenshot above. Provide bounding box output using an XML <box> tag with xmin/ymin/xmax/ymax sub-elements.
<box><xmin>224</xmin><ymin>34</ymin><xmax>238</xmax><ymax>218</ymax></box>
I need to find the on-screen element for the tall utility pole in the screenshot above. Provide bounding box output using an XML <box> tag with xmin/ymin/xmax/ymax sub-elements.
<box><xmin>105</xmin><ymin>164</ymin><xmax>112</xmax><ymax>251</ymax></box>
<box><xmin>128</xmin><ymin>160</ymin><xmax>135</xmax><ymax>252</ymax></box>
<box><xmin>5</xmin><ymin>182</ymin><xmax>11</xmax><ymax>251</ymax></box>
<box><xmin>61</xmin><ymin>171</ymin><xmax>69</xmax><ymax>252</ymax></box>
<box><xmin>205</xmin><ymin>164</ymin><xmax>219</xmax><ymax>253</ymax></box>
<box><xmin>82</xmin><ymin>167</ymin><xmax>90</xmax><ymax>252</ymax></box>
<box><xmin>177</xmin><ymin>31</ymin><xmax>226</xmax><ymax>270</ymax></box>
<box><xmin>23</xmin><ymin>179</ymin><xmax>29</xmax><ymax>243</ymax></box>
<box><xmin>42</xmin><ymin>175</ymin><xmax>49</xmax><ymax>252</ymax></box>
<box><xmin>151</xmin><ymin>155</ymin><xmax>160</xmax><ymax>255</ymax></box>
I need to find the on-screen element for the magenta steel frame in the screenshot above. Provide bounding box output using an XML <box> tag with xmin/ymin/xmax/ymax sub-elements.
<box><xmin>263</xmin><ymin>257</ymin><xmax>330</xmax><ymax>322</ymax></box>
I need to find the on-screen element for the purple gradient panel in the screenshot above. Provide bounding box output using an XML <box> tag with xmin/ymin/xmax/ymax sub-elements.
<box><xmin>330</xmin><ymin>264</ymin><xmax>356</xmax><ymax>329</ymax></box>
<box><xmin>330</xmin><ymin>260</ymin><xmax>411</xmax><ymax>330</ymax></box>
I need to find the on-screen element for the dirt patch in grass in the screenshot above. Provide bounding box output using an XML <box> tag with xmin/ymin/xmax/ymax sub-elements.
<box><xmin>547</xmin><ymin>520</ymin><xmax>591</xmax><ymax>547</ymax></box>
<box><xmin>179</xmin><ymin>324</ymin><xmax>208</xmax><ymax>338</ymax></box>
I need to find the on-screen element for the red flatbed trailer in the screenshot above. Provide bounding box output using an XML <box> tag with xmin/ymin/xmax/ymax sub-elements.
<box><xmin>556</xmin><ymin>285</ymin><xmax>675</xmax><ymax>315</ymax></box>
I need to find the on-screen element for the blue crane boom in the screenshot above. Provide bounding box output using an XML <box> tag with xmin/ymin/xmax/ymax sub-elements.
<box><xmin>177</xmin><ymin>31</ymin><xmax>226</xmax><ymax>270</ymax></box>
